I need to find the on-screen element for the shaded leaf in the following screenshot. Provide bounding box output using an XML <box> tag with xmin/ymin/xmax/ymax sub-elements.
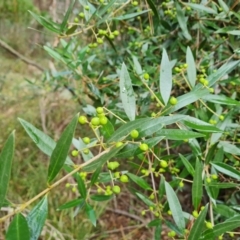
<box><xmin>57</xmin><ymin>198</ymin><xmax>85</xmax><ymax>210</ymax></box>
<box><xmin>192</xmin><ymin>159</ymin><xmax>203</xmax><ymax>209</ymax></box>
<box><xmin>126</xmin><ymin>173</ymin><xmax>152</xmax><ymax>190</ymax></box>
<box><xmin>61</xmin><ymin>0</ymin><xmax>75</xmax><ymax>31</ymax></box>
<box><xmin>0</xmin><ymin>131</ymin><xmax>15</xmax><ymax>209</ymax></box>
<box><xmin>176</xmin><ymin>2</ymin><xmax>192</xmax><ymax>40</ymax></box>
<box><xmin>113</xmin><ymin>10</ymin><xmax>149</xmax><ymax>20</ymax></box>
<box><xmin>188</xmin><ymin>204</ymin><xmax>208</xmax><ymax>240</ymax></box>
<box><xmin>76</xmin><ymin>175</ymin><xmax>87</xmax><ymax>199</ymax></box>
<box><xmin>48</xmin><ymin>114</ymin><xmax>78</xmax><ymax>183</ymax></box>
<box><xmin>90</xmin><ymin>194</ymin><xmax>113</xmax><ymax>201</ymax></box>
<box><xmin>85</xmin><ymin>204</ymin><xmax>96</xmax><ymax>226</ymax></box>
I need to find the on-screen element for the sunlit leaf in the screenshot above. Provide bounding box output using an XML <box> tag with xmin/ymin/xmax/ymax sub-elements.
<box><xmin>18</xmin><ymin>119</ymin><xmax>73</xmax><ymax>165</ymax></box>
<box><xmin>27</xmin><ymin>196</ymin><xmax>48</xmax><ymax>240</ymax></box>
<box><xmin>160</xmin><ymin>48</ymin><xmax>172</xmax><ymax>105</ymax></box>
<box><xmin>186</xmin><ymin>46</ymin><xmax>196</xmax><ymax>88</ymax></box>
<box><xmin>165</xmin><ymin>181</ymin><xmax>185</xmax><ymax>230</ymax></box>
<box><xmin>119</xmin><ymin>62</ymin><xmax>136</xmax><ymax>121</ymax></box>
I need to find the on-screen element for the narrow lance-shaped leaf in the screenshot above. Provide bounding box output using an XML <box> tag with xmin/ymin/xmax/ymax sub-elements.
<box><xmin>85</xmin><ymin>204</ymin><xmax>96</xmax><ymax>226</ymax></box>
<box><xmin>211</xmin><ymin>162</ymin><xmax>240</xmax><ymax>180</ymax></box>
<box><xmin>160</xmin><ymin>48</ymin><xmax>172</xmax><ymax>105</ymax></box>
<box><xmin>188</xmin><ymin>204</ymin><xmax>209</xmax><ymax>240</ymax></box>
<box><xmin>6</xmin><ymin>213</ymin><xmax>30</xmax><ymax>240</ymax></box>
<box><xmin>165</xmin><ymin>181</ymin><xmax>185</xmax><ymax>230</ymax></box>
<box><xmin>119</xmin><ymin>62</ymin><xmax>136</xmax><ymax>121</ymax></box>
<box><xmin>27</xmin><ymin>196</ymin><xmax>48</xmax><ymax>240</ymax></box>
<box><xmin>176</xmin><ymin>2</ymin><xmax>192</xmax><ymax>40</ymax></box>
<box><xmin>61</xmin><ymin>0</ymin><xmax>76</xmax><ymax>31</ymax></box>
<box><xmin>192</xmin><ymin>158</ymin><xmax>203</xmax><ymax>209</ymax></box>
<box><xmin>186</xmin><ymin>46</ymin><xmax>196</xmax><ymax>88</ymax></box>
<box><xmin>18</xmin><ymin>118</ymin><xmax>73</xmax><ymax>165</ymax></box>
<box><xmin>0</xmin><ymin>131</ymin><xmax>15</xmax><ymax>209</ymax></box>
<box><xmin>47</xmin><ymin>114</ymin><xmax>78</xmax><ymax>183</ymax></box>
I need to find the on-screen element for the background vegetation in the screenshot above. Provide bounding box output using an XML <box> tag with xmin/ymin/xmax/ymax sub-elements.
<box><xmin>0</xmin><ymin>0</ymin><xmax>240</xmax><ymax>240</ymax></box>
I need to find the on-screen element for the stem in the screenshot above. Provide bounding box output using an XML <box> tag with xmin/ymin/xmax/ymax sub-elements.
<box><xmin>0</xmin><ymin>149</ymin><xmax>110</xmax><ymax>223</ymax></box>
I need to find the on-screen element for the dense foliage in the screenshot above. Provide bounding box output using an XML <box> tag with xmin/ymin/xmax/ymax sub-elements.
<box><xmin>1</xmin><ymin>0</ymin><xmax>240</xmax><ymax>239</ymax></box>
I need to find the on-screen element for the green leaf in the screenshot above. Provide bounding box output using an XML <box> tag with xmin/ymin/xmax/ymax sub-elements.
<box><xmin>90</xmin><ymin>166</ymin><xmax>102</xmax><ymax>186</ymax></box>
<box><xmin>116</xmin><ymin>136</ymin><xmax>164</xmax><ymax>158</ymax></box>
<box><xmin>227</xmin><ymin>30</ymin><xmax>240</xmax><ymax>35</ymax></box>
<box><xmin>208</xmin><ymin>60</ymin><xmax>240</xmax><ymax>87</ymax></box>
<box><xmin>188</xmin><ymin>204</ymin><xmax>208</xmax><ymax>240</ymax></box>
<box><xmin>183</xmin><ymin>116</ymin><xmax>222</xmax><ymax>133</ymax></box>
<box><xmin>18</xmin><ymin>118</ymin><xmax>73</xmax><ymax>165</ymax></box>
<box><xmin>119</xmin><ymin>62</ymin><xmax>136</xmax><ymax>121</ymax></box>
<box><xmin>207</xmin><ymin>182</ymin><xmax>239</xmax><ymax>189</ymax></box>
<box><xmin>113</xmin><ymin>10</ymin><xmax>149</xmax><ymax>20</ymax></box>
<box><xmin>214</xmin><ymin>204</ymin><xmax>236</xmax><ymax>218</ymax></box>
<box><xmin>176</xmin><ymin>2</ymin><xmax>192</xmax><ymax>40</ymax></box>
<box><xmin>135</xmin><ymin>192</ymin><xmax>155</xmax><ymax>207</ymax></box>
<box><xmin>211</xmin><ymin>162</ymin><xmax>240</xmax><ymax>180</ymax></box>
<box><xmin>61</xmin><ymin>0</ymin><xmax>75</xmax><ymax>31</ymax></box>
<box><xmin>6</xmin><ymin>213</ymin><xmax>30</xmax><ymax>240</ymax></box>
<box><xmin>126</xmin><ymin>173</ymin><xmax>152</xmax><ymax>190</ymax></box>
<box><xmin>160</xmin><ymin>48</ymin><xmax>172</xmax><ymax>105</ymax></box>
<box><xmin>132</xmin><ymin>56</ymin><xmax>143</xmax><ymax>75</ymax></box>
<box><xmin>186</xmin><ymin>46</ymin><xmax>196</xmax><ymax>88</ymax></box>
<box><xmin>165</xmin><ymin>88</ymin><xmax>210</xmax><ymax>114</ymax></box>
<box><xmin>85</xmin><ymin>204</ymin><xmax>96</xmax><ymax>226</ymax></box>
<box><xmin>210</xmin><ymin>115</ymin><xmax>230</xmax><ymax>144</ymax></box>
<box><xmin>90</xmin><ymin>194</ymin><xmax>113</xmax><ymax>201</ymax></box>
<box><xmin>218</xmin><ymin>0</ymin><xmax>229</xmax><ymax>13</ymax></box>
<box><xmin>76</xmin><ymin>175</ymin><xmax>87</xmax><ymax>199</ymax></box>
<box><xmin>189</xmin><ymin>138</ymin><xmax>202</xmax><ymax>156</ymax></box>
<box><xmin>165</xmin><ymin>181</ymin><xmax>185</xmax><ymax>230</ymax></box>
<box><xmin>29</xmin><ymin>11</ymin><xmax>61</xmax><ymax>34</ymax></box>
<box><xmin>99</xmin><ymin>120</ymin><xmax>115</xmax><ymax>140</ymax></box>
<box><xmin>148</xmin><ymin>219</ymin><xmax>162</xmax><ymax>227</ymax></box>
<box><xmin>98</xmin><ymin>0</ymin><xmax>118</xmax><ymax>17</ymax></box>
<box><xmin>179</xmin><ymin>154</ymin><xmax>195</xmax><ymax>176</ymax></box>
<box><xmin>43</xmin><ymin>46</ymin><xmax>66</xmax><ymax>62</ymax></box>
<box><xmin>186</xmin><ymin>3</ymin><xmax>217</xmax><ymax>14</ymax></box>
<box><xmin>47</xmin><ymin>114</ymin><xmax>78</xmax><ymax>183</ymax></box>
<box><xmin>107</xmin><ymin>115</ymin><xmax>186</xmax><ymax>143</ymax></box>
<box><xmin>205</xmin><ymin>143</ymin><xmax>218</xmax><ymax>164</ymax></box>
<box><xmin>57</xmin><ymin>198</ymin><xmax>85</xmax><ymax>210</ymax></box>
<box><xmin>146</xmin><ymin>0</ymin><xmax>160</xmax><ymax>23</ymax></box>
<box><xmin>154</xmin><ymin>221</ymin><xmax>162</xmax><ymax>240</ymax></box>
<box><xmin>26</xmin><ymin>196</ymin><xmax>48</xmax><ymax>240</ymax></box>
<box><xmin>0</xmin><ymin>131</ymin><xmax>15</xmax><ymax>209</ymax></box>
<box><xmin>202</xmin><ymin>94</ymin><xmax>240</xmax><ymax>105</ymax></box>
<box><xmin>201</xmin><ymin>220</ymin><xmax>240</xmax><ymax>239</ymax></box>
<box><xmin>158</xmin><ymin>176</ymin><xmax>165</xmax><ymax>199</ymax></box>
<box><xmin>218</xmin><ymin>141</ymin><xmax>240</xmax><ymax>155</ymax></box>
<box><xmin>83</xmin><ymin>145</ymin><xmax>124</xmax><ymax>172</ymax></box>
<box><xmin>192</xmin><ymin>159</ymin><xmax>203</xmax><ymax>209</ymax></box>
<box><xmin>156</xmin><ymin>129</ymin><xmax>205</xmax><ymax>140</ymax></box>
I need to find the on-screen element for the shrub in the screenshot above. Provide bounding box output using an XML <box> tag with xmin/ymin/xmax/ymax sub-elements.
<box><xmin>1</xmin><ymin>1</ymin><xmax>240</xmax><ymax>239</ymax></box>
